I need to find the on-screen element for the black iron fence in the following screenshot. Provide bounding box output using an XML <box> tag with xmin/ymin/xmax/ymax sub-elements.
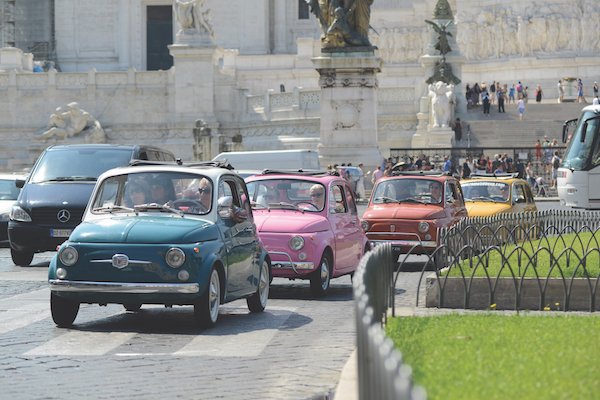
<box><xmin>389</xmin><ymin>146</ymin><xmax>565</xmax><ymax>185</ymax></box>
<box><xmin>354</xmin><ymin>244</ymin><xmax>426</xmax><ymax>400</ymax></box>
<box><xmin>409</xmin><ymin>210</ymin><xmax>600</xmax><ymax>312</ymax></box>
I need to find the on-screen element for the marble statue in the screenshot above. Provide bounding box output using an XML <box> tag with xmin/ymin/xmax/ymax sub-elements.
<box><xmin>173</xmin><ymin>0</ymin><xmax>215</xmax><ymax>42</ymax></box>
<box><xmin>35</xmin><ymin>102</ymin><xmax>105</xmax><ymax>143</ymax></box>
<box><xmin>428</xmin><ymin>82</ymin><xmax>455</xmax><ymax>128</ymax></box>
<box><xmin>306</xmin><ymin>0</ymin><xmax>373</xmax><ymax>48</ymax></box>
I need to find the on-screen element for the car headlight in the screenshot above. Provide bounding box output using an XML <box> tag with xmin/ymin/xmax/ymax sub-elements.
<box><xmin>290</xmin><ymin>236</ymin><xmax>305</xmax><ymax>251</ymax></box>
<box><xmin>166</xmin><ymin>247</ymin><xmax>185</xmax><ymax>268</ymax></box>
<box><xmin>0</xmin><ymin>212</ymin><xmax>9</xmax><ymax>222</ymax></box>
<box><xmin>59</xmin><ymin>246</ymin><xmax>79</xmax><ymax>266</ymax></box>
<box><xmin>361</xmin><ymin>220</ymin><xmax>370</xmax><ymax>232</ymax></box>
<box><xmin>418</xmin><ymin>221</ymin><xmax>430</xmax><ymax>233</ymax></box>
<box><xmin>10</xmin><ymin>206</ymin><xmax>31</xmax><ymax>222</ymax></box>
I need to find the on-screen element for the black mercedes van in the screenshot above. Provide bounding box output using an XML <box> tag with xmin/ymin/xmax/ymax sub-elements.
<box><xmin>8</xmin><ymin>144</ymin><xmax>176</xmax><ymax>266</ymax></box>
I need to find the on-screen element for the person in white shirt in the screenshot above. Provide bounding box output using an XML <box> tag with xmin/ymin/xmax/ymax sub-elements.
<box><xmin>593</xmin><ymin>96</ymin><xmax>599</xmax><ymax>105</ymax></box>
<box><xmin>356</xmin><ymin>163</ymin><xmax>366</xmax><ymax>201</ymax></box>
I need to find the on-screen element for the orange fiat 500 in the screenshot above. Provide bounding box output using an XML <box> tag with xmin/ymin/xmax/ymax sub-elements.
<box><xmin>360</xmin><ymin>172</ymin><xmax>468</xmax><ymax>261</ymax></box>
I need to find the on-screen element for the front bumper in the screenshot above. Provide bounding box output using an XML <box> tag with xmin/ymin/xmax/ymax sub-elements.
<box><xmin>268</xmin><ymin>251</ymin><xmax>315</xmax><ymax>275</ymax></box>
<box><xmin>9</xmin><ymin>221</ymin><xmax>72</xmax><ymax>252</ymax></box>
<box><xmin>49</xmin><ymin>279</ymin><xmax>200</xmax><ymax>294</ymax></box>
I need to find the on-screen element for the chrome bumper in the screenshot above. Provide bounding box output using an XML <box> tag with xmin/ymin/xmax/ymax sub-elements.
<box><xmin>49</xmin><ymin>280</ymin><xmax>200</xmax><ymax>294</ymax></box>
<box><xmin>268</xmin><ymin>251</ymin><xmax>314</xmax><ymax>274</ymax></box>
<box><xmin>370</xmin><ymin>238</ymin><xmax>437</xmax><ymax>248</ymax></box>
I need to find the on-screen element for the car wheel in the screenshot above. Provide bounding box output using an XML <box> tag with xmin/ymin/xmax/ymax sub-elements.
<box><xmin>194</xmin><ymin>267</ymin><xmax>220</xmax><ymax>328</ymax></box>
<box><xmin>11</xmin><ymin>248</ymin><xmax>34</xmax><ymax>267</ymax></box>
<box><xmin>310</xmin><ymin>253</ymin><xmax>331</xmax><ymax>297</ymax></box>
<box><xmin>247</xmin><ymin>259</ymin><xmax>270</xmax><ymax>313</ymax></box>
<box><xmin>123</xmin><ymin>303</ymin><xmax>142</xmax><ymax>312</ymax></box>
<box><xmin>50</xmin><ymin>292</ymin><xmax>80</xmax><ymax>327</ymax></box>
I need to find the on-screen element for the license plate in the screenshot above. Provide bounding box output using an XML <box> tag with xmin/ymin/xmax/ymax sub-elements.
<box><xmin>50</xmin><ymin>229</ymin><xmax>72</xmax><ymax>238</ymax></box>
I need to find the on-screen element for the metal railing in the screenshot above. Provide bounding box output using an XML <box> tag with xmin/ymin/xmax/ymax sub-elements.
<box><xmin>354</xmin><ymin>243</ymin><xmax>426</xmax><ymax>400</ymax></box>
<box><xmin>416</xmin><ymin>210</ymin><xmax>600</xmax><ymax>312</ymax></box>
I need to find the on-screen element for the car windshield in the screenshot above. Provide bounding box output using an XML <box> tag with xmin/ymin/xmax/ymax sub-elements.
<box><xmin>91</xmin><ymin>171</ymin><xmax>213</xmax><ymax>215</ymax></box>
<box><xmin>29</xmin><ymin>148</ymin><xmax>134</xmax><ymax>183</ymax></box>
<box><xmin>246</xmin><ymin>179</ymin><xmax>326</xmax><ymax>212</ymax></box>
<box><xmin>562</xmin><ymin>110</ymin><xmax>600</xmax><ymax>170</ymax></box>
<box><xmin>462</xmin><ymin>181</ymin><xmax>510</xmax><ymax>203</ymax></box>
<box><xmin>0</xmin><ymin>179</ymin><xmax>20</xmax><ymax>201</ymax></box>
<box><xmin>372</xmin><ymin>178</ymin><xmax>443</xmax><ymax>204</ymax></box>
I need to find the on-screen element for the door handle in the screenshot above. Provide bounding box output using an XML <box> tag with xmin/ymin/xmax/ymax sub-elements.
<box><xmin>243</xmin><ymin>227</ymin><xmax>254</xmax><ymax>232</ymax></box>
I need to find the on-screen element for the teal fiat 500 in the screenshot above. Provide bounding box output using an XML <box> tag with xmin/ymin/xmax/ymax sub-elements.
<box><xmin>48</xmin><ymin>162</ymin><xmax>271</xmax><ymax>328</ymax></box>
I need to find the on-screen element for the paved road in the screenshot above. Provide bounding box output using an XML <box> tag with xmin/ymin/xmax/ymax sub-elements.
<box><xmin>0</xmin><ymin>201</ymin><xmax>565</xmax><ymax>399</ymax></box>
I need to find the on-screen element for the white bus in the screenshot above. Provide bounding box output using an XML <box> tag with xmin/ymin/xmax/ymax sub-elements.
<box><xmin>557</xmin><ymin>104</ymin><xmax>600</xmax><ymax>209</ymax></box>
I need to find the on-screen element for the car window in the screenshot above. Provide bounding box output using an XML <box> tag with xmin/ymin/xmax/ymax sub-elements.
<box><xmin>446</xmin><ymin>182</ymin><xmax>457</xmax><ymax>204</ymax></box>
<box><xmin>219</xmin><ymin>179</ymin><xmax>240</xmax><ymax>206</ymax></box>
<box><xmin>525</xmin><ymin>183</ymin><xmax>535</xmax><ymax>204</ymax></box>
<box><xmin>344</xmin><ymin>184</ymin><xmax>357</xmax><ymax>215</ymax></box>
<box><xmin>513</xmin><ymin>183</ymin><xmax>526</xmax><ymax>203</ymax></box>
<box><xmin>330</xmin><ymin>185</ymin><xmax>347</xmax><ymax>214</ymax></box>
<box><xmin>246</xmin><ymin>179</ymin><xmax>326</xmax><ymax>211</ymax></box>
<box><xmin>235</xmin><ymin>178</ymin><xmax>252</xmax><ymax>221</ymax></box>
<box><xmin>0</xmin><ymin>179</ymin><xmax>20</xmax><ymax>200</ymax></box>
<box><xmin>29</xmin><ymin>148</ymin><xmax>134</xmax><ymax>183</ymax></box>
<box><xmin>454</xmin><ymin>182</ymin><xmax>465</xmax><ymax>206</ymax></box>
<box><xmin>461</xmin><ymin>181</ymin><xmax>510</xmax><ymax>203</ymax></box>
<box><xmin>91</xmin><ymin>171</ymin><xmax>213</xmax><ymax>215</ymax></box>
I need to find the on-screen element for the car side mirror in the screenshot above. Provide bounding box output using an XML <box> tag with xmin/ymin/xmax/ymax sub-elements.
<box><xmin>15</xmin><ymin>178</ymin><xmax>25</xmax><ymax>189</ymax></box>
<box><xmin>218</xmin><ymin>196</ymin><xmax>233</xmax><ymax>219</ymax></box>
<box><xmin>514</xmin><ymin>196</ymin><xmax>526</xmax><ymax>204</ymax></box>
<box><xmin>446</xmin><ymin>198</ymin><xmax>455</xmax><ymax>206</ymax></box>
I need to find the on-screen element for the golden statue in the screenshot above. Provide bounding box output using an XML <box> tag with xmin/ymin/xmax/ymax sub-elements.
<box><xmin>306</xmin><ymin>0</ymin><xmax>373</xmax><ymax>48</ymax></box>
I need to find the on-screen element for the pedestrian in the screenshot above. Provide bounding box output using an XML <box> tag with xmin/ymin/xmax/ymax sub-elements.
<box><xmin>461</xmin><ymin>161</ymin><xmax>471</xmax><ymax>179</ymax></box>
<box><xmin>466</xmin><ymin>157</ymin><xmax>474</xmax><ymax>175</ymax></box>
<box><xmin>551</xmin><ymin>151</ymin><xmax>560</xmax><ymax>188</ymax></box>
<box><xmin>473</xmin><ymin>83</ymin><xmax>481</xmax><ymax>107</ymax></box>
<box><xmin>577</xmin><ymin>79</ymin><xmax>586</xmax><ymax>103</ymax></box>
<box><xmin>508</xmin><ymin>84</ymin><xmax>516</xmax><ymax>104</ymax></box>
<box><xmin>526</xmin><ymin>162</ymin><xmax>536</xmax><ymax>188</ymax></box>
<box><xmin>372</xmin><ymin>165</ymin><xmax>383</xmax><ymax>183</ymax></box>
<box><xmin>535</xmin><ymin>139</ymin><xmax>542</xmax><ymax>161</ymax></box>
<box><xmin>465</xmin><ymin>84</ymin><xmax>473</xmax><ymax>109</ymax></box>
<box><xmin>490</xmin><ymin>81</ymin><xmax>496</xmax><ymax>105</ymax></box>
<box><xmin>443</xmin><ymin>156</ymin><xmax>451</xmax><ymax>172</ymax></box>
<box><xmin>594</xmin><ymin>96</ymin><xmax>600</xmax><ymax>105</ymax></box>
<box><xmin>502</xmin><ymin>153</ymin><xmax>513</xmax><ymax>173</ymax></box>
<box><xmin>516</xmin><ymin>81</ymin><xmax>523</xmax><ymax>100</ymax></box>
<box><xmin>497</xmin><ymin>86</ymin><xmax>506</xmax><ymax>113</ymax></box>
<box><xmin>476</xmin><ymin>154</ymin><xmax>487</xmax><ymax>172</ymax></box>
<box><xmin>453</xmin><ymin>117</ymin><xmax>462</xmax><ymax>141</ymax></box>
<box><xmin>482</xmin><ymin>90</ymin><xmax>491</xmax><ymax>116</ymax></box>
<box><xmin>557</xmin><ymin>80</ymin><xmax>564</xmax><ymax>103</ymax></box>
<box><xmin>535</xmin><ymin>85</ymin><xmax>544</xmax><ymax>103</ymax></box>
<box><xmin>356</xmin><ymin>163</ymin><xmax>366</xmax><ymax>201</ymax></box>
<box><xmin>518</xmin><ymin>98</ymin><xmax>525</xmax><ymax>120</ymax></box>
<box><xmin>594</xmin><ymin>81</ymin><xmax>599</xmax><ymax>98</ymax></box>
<box><xmin>523</xmin><ymin>86</ymin><xmax>529</xmax><ymax>103</ymax></box>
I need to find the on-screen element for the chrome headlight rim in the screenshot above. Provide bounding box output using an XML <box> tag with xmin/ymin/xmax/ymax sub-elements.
<box><xmin>290</xmin><ymin>236</ymin><xmax>305</xmax><ymax>251</ymax></box>
<box><xmin>361</xmin><ymin>220</ymin><xmax>370</xmax><ymax>232</ymax></box>
<box><xmin>166</xmin><ymin>247</ymin><xmax>186</xmax><ymax>268</ymax></box>
<box><xmin>59</xmin><ymin>246</ymin><xmax>79</xmax><ymax>266</ymax></box>
<box><xmin>418</xmin><ymin>221</ymin><xmax>430</xmax><ymax>233</ymax></box>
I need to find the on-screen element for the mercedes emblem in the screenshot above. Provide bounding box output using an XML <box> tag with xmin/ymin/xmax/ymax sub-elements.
<box><xmin>57</xmin><ymin>209</ymin><xmax>71</xmax><ymax>223</ymax></box>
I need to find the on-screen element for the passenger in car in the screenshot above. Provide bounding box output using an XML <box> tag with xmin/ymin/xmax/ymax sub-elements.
<box><xmin>429</xmin><ymin>182</ymin><xmax>442</xmax><ymax>204</ymax></box>
<box><xmin>261</xmin><ymin>187</ymin><xmax>280</xmax><ymax>206</ymax></box>
<box><xmin>125</xmin><ymin>178</ymin><xmax>151</xmax><ymax>206</ymax></box>
<box><xmin>309</xmin><ymin>184</ymin><xmax>326</xmax><ymax>210</ymax></box>
<box><xmin>151</xmin><ymin>176</ymin><xmax>176</xmax><ymax>205</ymax></box>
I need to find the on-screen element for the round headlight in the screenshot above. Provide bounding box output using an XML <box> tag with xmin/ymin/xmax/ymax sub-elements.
<box><xmin>59</xmin><ymin>246</ymin><xmax>78</xmax><ymax>266</ymax></box>
<box><xmin>166</xmin><ymin>248</ymin><xmax>185</xmax><ymax>268</ymax></box>
<box><xmin>290</xmin><ymin>236</ymin><xmax>305</xmax><ymax>251</ymax></box>
<box><xmin>361</xmin><ymin>220</ymin><xmax>370</xmax><ymax>232</ymax></box>
<box><xmin>418</xmin><ymin>221</ymin><xmax>430</xmax><ymax>233</ymax></box>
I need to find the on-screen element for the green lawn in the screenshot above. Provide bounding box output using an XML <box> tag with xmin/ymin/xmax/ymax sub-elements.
<box><xmin>385</xmin><ymin>313</ymin><xmax>600</xmax><ymax>400</ymax></box>
<box><xmin>447</xmin><ymin>232</ymin><xmax>600</xmax><ymax>278</ymax></box>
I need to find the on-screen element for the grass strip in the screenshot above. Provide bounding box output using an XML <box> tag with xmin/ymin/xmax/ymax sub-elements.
<box><xmin>447</xmin><ymin>232</ymin><xmax>600</xmax><ymax>278</ymax></box>
<box><xmin>385</xmin><ymin>313</ymin><xmax>600</xmax><ymax>400</ymax></box>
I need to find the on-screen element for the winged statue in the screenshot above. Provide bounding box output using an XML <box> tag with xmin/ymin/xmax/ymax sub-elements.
<box><xmin>425</xmin><ymin>19</ymin><xmax>453</xmax><ymax>55</ymax></box>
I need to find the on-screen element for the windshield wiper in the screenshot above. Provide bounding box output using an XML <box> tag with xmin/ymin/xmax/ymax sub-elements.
<box><xmin>93</xmin><ymin>205</ymin><xmax>136</xmax><ymax>213</ymax></box>
<box><xmin>375</xmin><ymin>196</ymin><xmax>399</xmax><ymax>204</ymax></box>
<box><xmin>268</xmin><ymin>202</ymin><xmax>302</xmax><ymax>211</ymax></box>
<box><xmin>468</xmin><ymin>197</ymin><xmax>493</xmax><ymax>202</ymax></box>
<box><xmin>134</xmin><ymin>203</ymin><xmax>184</xmax><ymax>216</ymax></box>
<box><xmin>397</xmin><ymin>197</ymin><xmax>426</xmax><ymax>204</ymax></box>
<box><xmin>251</xmin><ymin>201</ymin><xmax>268</xmax><ymax>210</ymax></box>
<box><xmin>38</xmin><ymin>176</ymin><xmax>97</xmax><ymax>183</ymax></box>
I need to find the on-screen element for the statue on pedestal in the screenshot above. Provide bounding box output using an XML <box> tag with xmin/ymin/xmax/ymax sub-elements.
<box><xmin>306</xmin><ymin>0</ymin><xmax>373</xmax><ymax>48</ymax></box>
<box><xmin>428</xmin><ymin>82</ymin><xmax>455</xmax><ymax>128</ymax></box>
<box><xmin>173</xmin><ymin>0</ymin><xmax>215</xmax><ymax>43</ymax></box>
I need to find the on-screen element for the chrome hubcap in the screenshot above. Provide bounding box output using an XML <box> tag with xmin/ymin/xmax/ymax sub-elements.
<box><xmin>209</xmin><ymin>271</ymin><xmax>220</xmax><ymax>321</ymax></box>
<box><xmin>320</xmin><ymin>261</ymin><xmax>329</xmax><ymax>290</ymax></box>
<box><xmin>259</xmin><ymin>262</ymin><xmax>269</xmax><ymax>305</ymax></box>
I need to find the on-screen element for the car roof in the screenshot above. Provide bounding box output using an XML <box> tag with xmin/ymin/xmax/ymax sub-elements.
<box><xmin>461</xmin><ymin>173</ymin><xmax>526</xmax><ymax>185</ymax></box>
<box><xmin>379</xmin><ymin>171</ymin><xmax>456</xmax><ymax>183</ymax></box>
<box><xmin>245</xmin><ymin>169</ymin><xmax>342</xmax><ymax>184</ymax></box>
<box><xmin>97</xmin><ymin>163</ymin><xmax>242</xmax><ymax>181</ymax></box>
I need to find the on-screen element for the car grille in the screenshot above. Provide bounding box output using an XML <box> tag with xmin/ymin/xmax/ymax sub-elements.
<box><xmin>32</xmin><ymin>207</ymin><xmax>85</xmax><ymax>226</ymax></box>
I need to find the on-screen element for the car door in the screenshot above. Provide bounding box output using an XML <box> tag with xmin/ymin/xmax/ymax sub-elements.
<box><xmin>217</xmin><ymin>176</ymin><xmax>256</xmax><ymax>297</ymax></box>
<box><xmin>328</xmin><ymin>182</ymin><xmax>360</xmax><ymax>273</ymax></box>
<box><xmin>512</xmin><ymin>183</ymin><xmax>528</xmax><ymax>213</ymax></box>
<box><xmin>446</xmin><ymin>181</ymin><xmax>468</xmax><ymax>222</ymax></box>
<box><xmin>343</xmin><ymin>183</ymin><xmax>365</xmax><ymax>268</ymax></box>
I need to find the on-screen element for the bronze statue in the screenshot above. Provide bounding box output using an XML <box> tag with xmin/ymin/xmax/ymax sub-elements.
<box><xmin>433</xmin><ymin>0</ymin><xmax>453</xmax><ymax>19</ymax></box>
<box><xmin>425</xmin><ymin>19</ymin><xmax>452</xmax><ymax>55</ymax></box>
<box><xmin>426</xmin><ymin>57</ymin><xmax>461</xmax><ymax>86</ymax></box>
<box><xmin>306</xmin><ymin>0</ymin><xmax>373</xmax><ymax>47</ymax></box>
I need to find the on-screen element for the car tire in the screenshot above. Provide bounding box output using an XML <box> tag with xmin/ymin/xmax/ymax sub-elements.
<box><xmin>50</xmin><ymin>292</ymin><xmax>80</xmax><ymax>327</ymax></box>
<box><xmin>123</xmin><ymin>303</ymin><xmax>142</xmax><ymax>312</ymax></box>
<box><xmin>194</xmin><ymin>267</ymin><xmax>220</xmax><ymax>328</ymax></box>
<box><xmin>310</xmin><ymin>253</ymin><xmax>331</xmax><ymax>297</ymax></box>
<box><xmin>247</xmin><ymin>259</ymin><xmax>270</xmax><ymax>313</ymax></box>
<box><xmin>11</xmin><ymin>248</ymin><xmax>34</xmax><ymax>267</ymax></box>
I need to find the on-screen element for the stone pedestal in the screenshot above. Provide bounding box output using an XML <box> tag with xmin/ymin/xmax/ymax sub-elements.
<box><xmin>168</xmin><ymin>43</ymin><xmax>222</xmax><ymax>124</ymax></box>
<box><xmin>312</xmin><ymin>51</ymin><xmax>384</xmax><ymax>171</ymax></box>
<box><xmin>427</xmin><ymin>126</ymin><xmax>454</xmax><ymax>148</ymax></box>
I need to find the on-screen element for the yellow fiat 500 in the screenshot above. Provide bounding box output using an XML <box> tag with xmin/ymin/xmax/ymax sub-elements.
<box><xmin>460</xmin><ymin>173</ymin><xmax>537</xmax><ymax>217</ymax></box>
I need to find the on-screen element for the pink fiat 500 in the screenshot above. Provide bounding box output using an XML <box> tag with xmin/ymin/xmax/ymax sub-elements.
<box><xmin>245</xmin><ymin>170</ymin><xmax>369</xmax><ymax>296</ymax></box>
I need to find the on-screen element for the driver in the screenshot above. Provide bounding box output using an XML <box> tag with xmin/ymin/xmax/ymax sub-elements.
<box><xmin>469</xmin><ymin>187</ymin><xmax>481</xmax><ymax>199</ymax></box>
<box><xmin>429</xmin><ymin>182</ymin><xmax>442</xmax><ymax>203</ymax></box>
<box><xmin>197</xmin><ymin>178</ymin><xmax>212</xmax><ymax>210</ymax></box>
<box><xmin>500</xmin><ymin>185</ymin><xmax>510</xmax><ymax>201</ymax></box>
<box><xmin>309</xmin><ymin>184</ymin><xmax>326</xmax><ymax>210</ymax></box>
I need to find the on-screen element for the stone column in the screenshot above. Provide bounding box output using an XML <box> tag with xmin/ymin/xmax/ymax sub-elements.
<box><xmin>312</xmin><ymin>51</ymin><xmax>384</xmax><ymax>171</ymax></box>
<box><xmin>273</xmin><ymin>0</ymin><xmax>287</xmax><ymax>53</ymax></box>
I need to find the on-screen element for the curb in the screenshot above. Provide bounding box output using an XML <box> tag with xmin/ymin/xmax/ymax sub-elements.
<box><xmin>333</xmin><ymin>349</ymin><xmax>358</xmax><ymax>400</ymax></box>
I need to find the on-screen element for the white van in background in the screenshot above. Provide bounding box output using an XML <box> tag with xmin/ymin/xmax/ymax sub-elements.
<box><xmin>213</xmin><ymin>149</ymin><xmax>321</xmax><ymax>172</ymax></box>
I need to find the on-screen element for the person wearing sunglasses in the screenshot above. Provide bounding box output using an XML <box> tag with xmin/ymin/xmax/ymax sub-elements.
<box><xmin>309</xmin><ymin>184</ymin><xmax>326</xmax><ymax>211</ymax></box>
<box><xmin>261</xmin><ymin>187</ymin><xmax>280</xmax><ymax>206</ymax></box>
<box><xmin>124</xmin><ymin>178</ymin><xmax>151</xmax><ymax>207</ymax></box>
<box><xmin>500</xmin><ymin>185</ymin><xmax>510</xmax><ymax>201</ymax></box>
